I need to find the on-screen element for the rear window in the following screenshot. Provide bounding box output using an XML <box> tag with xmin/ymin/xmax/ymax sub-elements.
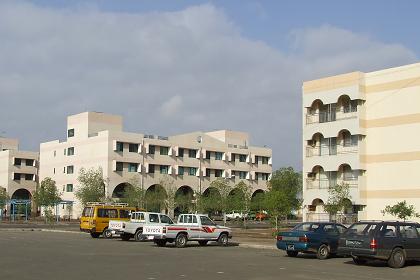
<box><xmin>344</xmin><ymin>223</ymin><xmax>378</xmax><ymax>237</ymax></box>
<box><xmin>293</xmin><ymin>223</ymin><xmax>320</xmax><ymax>232</ymax></box>
<box><xmin>82</xmin><ymin>207</ymin><xmax>94</xmax><ymax>217</ymax></box>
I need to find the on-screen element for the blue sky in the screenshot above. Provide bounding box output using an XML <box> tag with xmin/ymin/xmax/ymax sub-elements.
<box><xmin>1</xmin><ymin>1</ymin><xmax>419</xmax><ymax>169</ymax></box>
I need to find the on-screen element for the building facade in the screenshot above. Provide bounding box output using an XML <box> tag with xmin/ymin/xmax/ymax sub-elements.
<box><xmin>303</xmin><ymin>62</ymin><xmax>420</xmax><ymax>223</ymax></box>
<box><xmin>39</xmin><ymin>112</ymin><xmax>272</xmax><ymax>217</ymax></box>
<box><xmin>0</xmin><ymin>137</ymin><xmax>39</xmax><ymax>203</ymax></box>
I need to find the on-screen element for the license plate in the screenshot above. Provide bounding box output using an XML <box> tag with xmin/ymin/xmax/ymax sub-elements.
<box><xmin>287</xmin><ymin>244</ymin><xmax>295</xmax><ymax>251</ymax></box>
<box><xmin>346</xmin><ymin>240</ymin><xmax>362</xmax><ymax>246</ymax></box>
<box><xmin>147</xmin><ymin>235</ymin><xmax>154</xmax><ymax>240</ymax></box>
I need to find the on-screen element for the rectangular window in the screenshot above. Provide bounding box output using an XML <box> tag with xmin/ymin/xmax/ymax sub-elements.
<box><xmin>205</xmin><ymin>151</ymin><xmax>211</xmax><ymax>160</ymax></box>
<box><xmin>129</xmin><ymin>143</ymin><xmax>139</xmax><ymax>153</ymax></box>
<box><xmin>119</xmin><ymin>209</ymin><xmax>130</xmax><ymax>219</ymax></box>
<box><xmin>239</xmin><ymin>154</ymin><xmax>247</xmax><ymax>162</ymax></box>
<box><xmin>116</xmin><ymin>141</ymin><xmax>124</xmax><ymax>152</ymax></box>
<box><xmin>351</xmin><ymin>135</ymin><xmax>359</xmax><ymax>146</ymax></box>
<box><xmin>178</xmin><ymin>148</ymin><xmax>184</xmax><ymax>157</ymax></box>
<box><xmin>189</xmin><ymin>167</ymin><xmax>197</xmax><ymax>176</ymax></box>
<box><xmin>160</xmin><ymin>146</ymin><xmax>169</xmax><ymax>155</ymax></box>
<box><xmin>149</xmin><ymin>164</ymin><xmax>155</xmax><ymax>174</ymax></box>
<box><xmin>149</xmin><ymin>145</ymin><xmax>155</xmax><ymax>154</ymax></box>
<box><xmin>215</xmin><ymin>169</ymin><xmax>223</xmax><ymax>177</ymax></box>
<box><xmin>13</xmin><ymin>173</ymin><xmax>20</xmax><ymax>180</ymax></box>
<box><xmin>25</xmin><ymin>174</ymin><xmax>33</xmax><ymax>180</ymax></box>
<box><xmin>215</xmin><ymin>152</ymin><xmax>223</xmax><ymax>160</ymax></box>
<box><xmin>68</xmin><ymin>129</ymin><xmax>74</xmax><ymax>138</ymax></box>
<box><xmin>160</xmin><ymin>165</ymin><xmax>169</xmax><ymax>174</ymax></box>
<box><xmin>128</xmin><ymin>163</ymin><xmax>138</xmax><ymax>172</ymax></box>
<box><xmin>239</xmin><ymin>171</ymin><xmax>247</xmax><ymax>179</ymax></box>
<box><xmin>255</xmin><ymin>172</ymin><xmax>259</xmax><ymax>181</ymax></box>
<box><xmin>66</xmin><ymin>184</ymin><xmax>73</xmax><ymax>192</ymax></box>
<box><xmin>67</xmin><ymin>147</ymin><xmax>74</xmax><ymax>156</ymax></box>
<box><xmin>25</xmin><ymin>159</ymin><xmax>34</xmax><ymax>166</ymax></box>
<box><xmin>254</xmin><ymin>156</ymin><xmax>259</xmax><ymax>165</ymax></box>
<box><xmin>97</xmin><ymin>208</ymin><xmax>118</xmax><ymax>218</ymax></box>
<box><xmin>261</xmin><ymin>157</ymin><xmax>269</xmax><ymax>164</ymax></box>
<box><xmin>67</xmin><ymin>165</ymin><xmax>74</xmax><ymax>174</ymax></box>
<box><xmin>261</xmin><ymin>173</ymin><xmax>269</xmax><ymax>180</ymax></box>
<box><xmin>231</xmin><ymin>153</ymin><xmax>236</xmax><ymax>161</ymax></box>
<box><xmin>14</xmin><ymin>158</ymin><xmax>21</xmax><ymax>166</ymax></box>
<box><xmin>116</xmin><ymin>162</ymin><xmax>123</xmax><ymax>172</ymax></box>
<box><xmin>149</xmin><ymin>213</ymin><xmax>159</xmax><ymax>223</ymax></box>
<box><xmin>178</xmin><ymin>166</ymin><xmax>184</xmax><ymax>175</ymax></box>
<box><xmin>64</xmin><ymin>148</ymin><xmax>66</xmax><ymax>155</ymax></box>
<box><xmin>188</xmin><ymin>149</ymin><xmax>197</xmax><ymax>158</ymax></box>
<box><xmin>205</xmin><ymin>169</ymin><xmax>211</xmax><ymax>177</ymax></box>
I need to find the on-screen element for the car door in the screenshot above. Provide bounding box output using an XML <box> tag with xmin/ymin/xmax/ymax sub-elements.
<box><xmin>378</xmin><ymin>224</ymin><xmax>400</xmax><ymax>258</ymax></box>
<box><xmin>199</xmin><ymin>216</ymin><xmax>218</xmax><ymax>240</ymax></box>
<box><xmin>399</xmin><ymin>224</ymin><xmax>420</xmax><ymax>258</ymax></box>
<box><xmin>322</xmin><ymin>224</ymin><xmax>340</xmax><ymax>252</ymax></box>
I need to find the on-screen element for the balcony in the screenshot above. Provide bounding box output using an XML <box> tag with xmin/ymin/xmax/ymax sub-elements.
<box><xmin>306</xmin><ymin>144</ymin><xmax>358</xmax><ymax>157</ymax></box>
<box><xmin>306</xmin><ymin>178</ymin><xmax>359</xmax><ymax>190</ymax></box>
<box><xmin>306</xmin><ymin>108</ymin><xmax>358</xmax><ymax>125</ymax></box>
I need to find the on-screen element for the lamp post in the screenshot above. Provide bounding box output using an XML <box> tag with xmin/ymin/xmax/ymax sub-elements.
<box><xmin>197</xmin><ymin>136</ymin><xmax>203</xmax><ymax>194</ymax></box>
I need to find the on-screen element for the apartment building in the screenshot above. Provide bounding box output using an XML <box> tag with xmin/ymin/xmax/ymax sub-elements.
<box><xmin>303</xmin><ymin>62</ymin><xmax>420</xmax><ymax>223</ymax></box>
<box><xmin>0</xmin><ymin>137</ymin><xmax>39</xmax><ymax>203</ymax></box>
<box><xmin>39</xmin><ymin>112</ymin><xmax>272</xmax><ymax>217</ymax></box>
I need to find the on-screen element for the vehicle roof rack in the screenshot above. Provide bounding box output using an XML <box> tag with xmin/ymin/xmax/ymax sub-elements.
<box><xmin>358</xmin><ymin>220</ymin><xmax>384</xmax><ymax>222</ymax></box>
<box><xmin>86</xmin><ymin>202</ymin><xmax>129</xmax><ymax>207</ymax></box>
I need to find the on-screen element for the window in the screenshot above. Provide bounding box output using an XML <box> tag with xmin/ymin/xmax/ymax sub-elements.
<box><xmin>54</xmin><ymin>150</ymin><xmax>56</xmax><ymax>157</ymax></box>
<box><xmin>149</xmin><ymin>213</ymin><xmax>159</xmax><ymax>223</ymax></box>
<box><xmin>82</xmin><ymin>207</ymin><xmax>94</xmax><ymax>217</ymax></box>
<box><xmin>67</xmin><ymin>147</ymin><xmax>74</xmax><ymax>156</ymax></box>
<box><xmin>351</xmin><ymin>135</ymin><xmax>359</xmax><ymax>146</ymax></box>
<box><xmin>97</xmin><ymin>208</ymin><xmax>118</xmax><ymax>218</ymax></box>
<box><xmin>205</xmin><ymin>151</ymin><xmax>211</xmax><ymax>160</ymax></box>
<box><xmin>200</xmin><ymin>216</ymin><xmax>216</xmax><ymax>226</ymax></box>
<box><xmin>215</xmin><ymin>169</ymin><xmax>223</xmax><ymax>177</ymax></box>
<box><xmin>149</xmin><ymin>145</ymin><xmax>155</xmax><ymax>154</ymax></box>
<box><xmin>160</xmin><ymin>146</ymin><xmax>169</xmax><ymax>155</ymax></box>
<box><xmin>178</xmin><ymin>148</ymin><xmax>184</xmax><ymax>157</ymax></box>
<box><xmin>293</xmin><ymin>223</ymin><xmax>320</xmax><ymax>232</ymax></box>
<box><xmin>25</xmin><ymin>174</ymin><xmax>34</xmax><ymax>181</ymax></box>
<box><xmin>344</xmin><ymin>223</ymin><xmax>377</xmax><ymax>237</ymax></box>
<box><xmin>128</xmin><ymin>163</ymin><xmax>138</xmax><ymax>172</ymax></box>
<box><xmin>205</xmin><ymin>169</ymin><xmax>211</xmax><ymax>177</ymax></box>
<box><xmin>336</xmin><ymin>225</ymin><xmax>347</xmax><ymax>234</ymax></box>
<box><xmin>13</xmin><ymin>173</ymin><xmax>20</xmax><ymax>180</ymax></box>
<box><xmin>160</xmin><ymin>165</ymin><xmax>169</xmax><ymax>174</ymax></box>
<box><xmin>188</xmin><ymin>149</ymin><xmax>197</xmax><ymax>158</ymax></box>
<box><xmin>132</xmin><ymin>212</ymin><xmax>145</xmax><ymax>221</ymax></box>
<box><xmin>26</xmin><ymin>159</ymin><xmax>35</xmax><ymax>166</ymax></box>
<box><xmin>239</xmin><ymin>154</ymin><xmax>247</xmax><ymax>162</ymax></box>
<box><xmin>14</xmin><ymin>158</ymin><xmax>21</xmax><ymax>166</ymax></box>
<box><xmin>261</xmin><ymin>173</ymin><xmax>269</xmax><ymax>180</ymax></box>
<box><xmin>215</xmin><ymin>152</ymin><xmax>223</xmax><ymax>160</ymax></box>
<box><xmin>189</xmin><ymin>167</ymin><xmax>197</xmax><ymax>176</ymax></box>
<box><xmin>119</xmin><ymin>209</ymin><xmax>131</xmax><ymax>219</ymax></box>
<box><xmin>255</xmin><ymin>172</ymin><xmax>259</xmax><ymax>181</ymax></box>
<box><xmin>129</xmin><ymin>143</ymin><xmax>139</xmax><ymax>153</ymax></box>
<box><xmin>231</xmin><ymin>153</ymin><xmax>236</xmax><ymax>161</ymax></box>
<box><xmin>148</xmin><ymin>164</ymin><xmax>155</xmax><ymax>174</ymax></box>
<box><xmin>67</xmin><ymin>165</ymin><xmax>74</xmax><ymax>174</ymax></box>
<box><xmin>254</xmin><ymin>156</ymin><xmax>259</xmax><ymax>165</ymax></box>
<box><xmin>116</xmin><ymin>141</ymin><xmax>124</xmax><ymax>152</ymax></box>
<box><xmin>323</xmin><ymin>224</ymin><xmax>338</xmax><ymax>235</ymax></box>
<box><xmin>116</xmin><ymin>162</ymin><xmax>123</xmax><ymax>172</ymax></box>
<box><xmin>261</xmin><ymin>157</ymin><xmax>269</xmax><ymax>164</ymax></box>
<box><xmin>68</xmin><ymin>129</ymin><xmax>74</xmax><ymax>138</ymax></box>
<box><xmin>53</xmin><ymin>168</ymin><xmax>56</xmax><ymax>174</ymax></box>
<box><xmin>239</xmin><ymin>171</ymin><xmax>247</xmax><ymax>179</ymax></box>
<box><xmin>159</xmin><ymin>215</ymin><xmax>174</xmax><ymax>224</ymax></box>
<box><xmin>381</xmin><ymin>225</ymin><xmax>397</xmax><ymax>237</ymax></box>
<box><xmin>178</xmin><ymin>166</ymin><xmax>184</xmax><ymax>176</ymax></box>
<box><xmin>400</xmin><ymin>225</ymin><xmax>419</xmax><ymax>238</ymax></box>
<box><xmin>64</xmin><ymin>148</ymin><xmax>66</xmax><ymax>155</ymax></box>
<box><xmin>66</xmin><ymin>184</ymin><xmax>73</xmax><ymax>192</ymax></box>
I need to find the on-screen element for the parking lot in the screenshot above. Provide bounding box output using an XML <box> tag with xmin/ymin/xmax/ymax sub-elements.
<box><xmin>0</xmin><ymin>231</ymin><xmax>418</xmax><ymax>280</ymax></box>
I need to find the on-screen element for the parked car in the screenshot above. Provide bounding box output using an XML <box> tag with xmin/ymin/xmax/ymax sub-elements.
<box><xmin>226</xmin><ymin>211</ymin><xmax>247</xmax><ymax>220</ymax></box>
<box><xmin>143</xmin><ymin>214</ymin><xmax>232</xmax><ymax>248</ymax></box>
<box><xmin>276</xmin><ymin>222</ymin><xmax>347</xmax><ymax>259</ymax></box>
<box><xmin>337</xmin><ymin>221</ymin><xmax>420</xmax><ymax>268</ymax></box>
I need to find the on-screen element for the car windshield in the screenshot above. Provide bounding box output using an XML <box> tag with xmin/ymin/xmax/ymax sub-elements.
<box><xmin>293</xmin><ymin>223</ymin><xmax>319</xmax><ymax>232</ymax></box>
<box><xmin>200</xmin><ymin>216</ymin><xmax>216</xmax><ymax>226</ymax></box>
<box><xmin>344</xmin><ymin>223</ymin><xmax>377</xmax><ymax>237</ymax></box>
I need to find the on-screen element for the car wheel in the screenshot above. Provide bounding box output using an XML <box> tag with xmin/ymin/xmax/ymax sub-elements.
<box><xmin>388</xmin><ymin>248</ymin><xmax>406</xmax><ymax>269</ymax></box>
<box><xmin>175</xmin><ymin>233</ymin><xmax>188</xmax><ymax>248</ymax></box>
<box><xmin>103</xmin><ymin>229</ymin><xmax>113</xmax><ymax>239</ymax></box>
<box><xmin>286</xmin><ymin>251</ymin><xmax>298</xmax><ymax>257</ymax></box>
<box><xmin>134</xmin><ymin>229</ymin><xmax>144</xmax><ymax>242</ymax></box>
<box><xmin>198</xmin><ymin>240</ymin><xmax>208</xmax><ymax>246</ymax></box>
<box><xmin>121</xmin><ymin>233</ymin><xmax>131</xmax><ymax>241</ymax></box>
<box><xmin>155</xmin><ymin>240</ymin><xmax>167</xmax><ymax>247</ymax></box>
<box><xmin>316</xmin><ymin>244</ymin><xmax>330</xmax><ymax>260</ymax></box>
<box><xmin>218</xmin><ymin>233</ymin><xmax>229</xmax><ymax>246</ymax></box>
<box><xmin>352</xmin><ymin>256</ymin><xmax>367</xmax><ymax>265</ymax></box>
<box><xmin>90</xmin><ymin>232</ymin><xmax>100</xmax><ymax>238</ymax></box>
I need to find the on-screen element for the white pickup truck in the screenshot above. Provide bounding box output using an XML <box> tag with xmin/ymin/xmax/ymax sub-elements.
<box><xmin>108</xmin><ymin>211</ymin><xmax>174</xmax><ymax>241</ymax></box>
<box><xmin>143</xmin><ymin>214</ymin><xmax>233</xmax><ymax>248</ymax></box>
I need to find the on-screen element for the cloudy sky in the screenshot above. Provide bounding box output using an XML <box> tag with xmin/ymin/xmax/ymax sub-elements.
<box><xmin>1</xmin><ymin>0</ymin><xmax>419</xmax><ymax>170</ymax></box>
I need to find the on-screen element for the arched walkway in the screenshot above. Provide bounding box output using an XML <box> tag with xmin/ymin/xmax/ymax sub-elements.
<box><xmin>145</xmin><ymin>184</ymin><xmax>167</xmax><ymax>213</ymax></box>
<box><xmin>11</xmin><ymin>188</ymin><xmax>31</xmax><ymax>200</ymax></box>
<box><xmin>175</xmin><ymin>185</ymin><xmax>194</xmax><ymax>215</ymax></box>
<box><xmin>112</xmin><ymin>182</ymin><xmax>133</xmax><ymax>198</ymax></box>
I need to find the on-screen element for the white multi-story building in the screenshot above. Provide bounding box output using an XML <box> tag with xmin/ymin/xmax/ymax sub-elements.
<box><xmin>39</xmin><ymin>112</ymin><xmax>272</xmax><ymax>217</ymax></box>
<box><xmin>303</xmin><ymin>62</ymin><xmax>420</xmax><ymax>223</ymax></box>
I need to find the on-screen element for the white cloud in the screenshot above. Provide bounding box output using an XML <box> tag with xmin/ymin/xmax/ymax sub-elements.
<box><xmin>0</xmin><ymin>2</ymin><xmax>417</xmax><ymax>169</ymax></box>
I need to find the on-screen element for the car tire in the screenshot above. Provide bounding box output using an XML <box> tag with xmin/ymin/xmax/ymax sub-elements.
<box><xmin>155</xmin><ymin>240</ymin><xmax>167</xmax><ymax>247</ymax></box>
<box><xmin>103</xmin><ymin>229</ymin><xmax>113</xmax><ymax>239</ymax></box>
<box><xmin>316</xmin><ymin>244</ymin><xmax>330</xmax><ymax>260</ymax></box>
<box><xmin>121</xmin><ymin>233</ymin><xmax>131</xmax><ymax>241</ymax></box>
<box><xmin>134</xmin><ymin>229</ymin><xmax>144</xmax><ymax>242</ymax></box>
<box><xmin>90</xmin><ymin>232</ymin><xmax>100</xmax><ymax>238</ymax></box>
<box><xmin>286</xmin><ymin>251</ymin><xmax>298</xmax><ymax>257</ymax></box>
<box><xmin>352</xmin><ymin>256</ymin><xmax>367</xmax><ymax>265</ymax></box>
<box><xmin>388</xmin><ymin>248</ymin><xmax>406</xmax><ymax>269</ymax></box>
<box><xmin>218</xmin><ymin>233</ymin><xmax>229</xmax><ymax>246</ymax></box>
<box><xmin>175</xmin><ymin>233</ymin><xmax>188</xmax><ymax>248</ymax></box>
<box><xmin>198</xmin><ymin>240</ymin><xmax>208</xmax><ymax>246</ymax></box>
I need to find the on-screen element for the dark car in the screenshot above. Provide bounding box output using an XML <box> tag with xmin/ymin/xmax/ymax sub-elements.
<box><xmin>276</xmin><ymin>222</ymin><xmax>347</xmax><ymax>259</ymax></box>
<box><xmin>337</xmin><ymin>221</ymin><xmax>420</xmax><ymax>268</ymax></box>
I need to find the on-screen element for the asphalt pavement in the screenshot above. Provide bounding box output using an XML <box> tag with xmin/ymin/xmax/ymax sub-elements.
<box><xmin>0</xmin><ymin>231</ymin><xmax>418</xmax><ymax>280</ymax></box>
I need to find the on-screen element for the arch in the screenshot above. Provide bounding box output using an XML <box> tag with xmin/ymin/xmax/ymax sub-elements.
<box><xmin>175</xmin><ymin>185</ymin><xmax>194</xmax><ymax>197</ymax></box>
<box><xmin>338</xmin><ymin>163</ymin><xmax>352</xmax><ymax>172</ymax></box>
<box><xmin>310</xmin><ymin>99</ymin><xmax>324</xmax><ymax>109</ymax></box>
<box><xmin>251</xmin><ymin>189</ymin><xmax>265</xmax><ymax>198</ymax></box>
<box><xmin>174</xmin><ymin>185</ymin><xmax>194</xmax><ymax>215</ymax></box>
<box><xmin>311</xmin><ymin>132</ymin><xmax>324</xmax><ymax>141</ymax></box>
<box><xmin>311</xmin><ymin>165</ymin><xmax>324</xmax><ymax>173</ymax></box>
<box><xmin>11</xmin><ymin>188</ymin><xmax>31</xmax><ymax>200</ymax></box>
<box><xmin>202</xmin><ymin>187</ymin><xmax>221</xmax><ymax>198</ymax></box>
<box><xmin>145</xmin><ymin>184</ymin><xmax>167</xmax><ymax>213</ymax></box>
<box><xmin>337</xmin><ymin>94</ymin><xmax>351</xmax><ymax>106</ymax></box>
<box><xmin>311</xmin><ymin>198</ymin><xmax>324</xmax><ymax>206</ymax></box>
<box><xmin>310</xmin><ymin>198</ymin><xmax>324</xmax><ymax>213</ymax></box>
<box><xmin>111</xmin><ymin>182</ymin><xmax>134</xmax><ymax>198</ymax></box>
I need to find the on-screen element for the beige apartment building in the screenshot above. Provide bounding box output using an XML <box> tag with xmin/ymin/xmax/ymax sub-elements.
<box><xmin>0</xmin><ymin>137</ymin><xmax>39</xmax><ymax>204</ymax></box>
<box><xmin>303</xmin><ymin>62</ymin><xmax>420</xmax><ymax>223</ymax></box>
<box><xmin>39</xmin><ymin>112</ymin><xmax>272</xmax><ymax>217</ymax></box>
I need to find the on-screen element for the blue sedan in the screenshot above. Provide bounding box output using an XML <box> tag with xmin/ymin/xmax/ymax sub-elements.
<box><xmin>276</xmin><ymin>222</ymin><xmax>347</xmax><ymax>259</ymax></box>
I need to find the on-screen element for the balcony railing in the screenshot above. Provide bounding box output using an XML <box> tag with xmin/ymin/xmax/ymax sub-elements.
<box><xmin>306</xmin><ymin>109</ymin><xmax>358</xmax><ymax>125</ymax></box>
<box><xmin>306</xmin><ymin>178</ymin><xmax>359</xmax><ymax>189</ymax></box>
<box><xmin>306</xmin><ymin>144</ymin><xmax>358</xmax><ymax>157</ymax></box>
<box><xmin>306</xmin><ymin>213</ymin><xmax>358</xmax><ymax>224</ymax></box>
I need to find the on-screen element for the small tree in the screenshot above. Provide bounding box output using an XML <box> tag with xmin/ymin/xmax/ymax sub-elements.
<box><xmin>33</xmin><ymin>178</ymin><xmax>62</xmax><ymax>223</ymax></box>
<box><xmin>210</xmin><ymin>178</ymin><xmax>233</xmax><ymax>226</ymax></box>
<box><xmin>120</xmin><ymin>175</ymin><xmax>145</xmax><ymax>209</ymax></box>
<box><xmin>382</xmin><ymin>200</ymin><xmax>419</xmax><ymax>221</ymax></box>
<box><xmin>196</xmin><ymin>188</ymin><xmax>221</xmax><ymax>215</ymax></box>
<box><xmin>264</xmin><ymin>189</ymin><xmax>290</xmax><ymax>230</ymax></box>
<box><xmin>233</xmin><ymin>181</ymin><xmax>253</xmax><ymax>228</ymax></box>
<box><xmin>251</xmin><ymin>192</ymin><xmax>265</xmax><ymax>214</ymax></box>
<box><xmin>324</xmin><ymin>183</ymin><xmax>352</xmax><ymax>221</ymax></box>
<box><xmin>0</xmin><ymin>187</ymin><xmax>9</xmax><ymax>220</ymax></box>
<box><xmin>75</xmin><ymin>167</ymin><xmax>106</xmax><ymax>207</ymax></box>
